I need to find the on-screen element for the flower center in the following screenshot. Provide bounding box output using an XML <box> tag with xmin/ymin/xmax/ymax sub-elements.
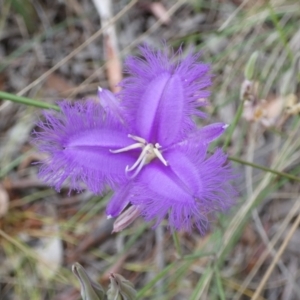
<box><xmin>110</xmin><ymin>134</ymin><xmax>168</xmax><ymax>178</ymax></box>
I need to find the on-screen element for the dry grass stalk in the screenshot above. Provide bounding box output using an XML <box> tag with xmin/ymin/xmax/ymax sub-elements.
<box><xmin>252</xmin><ymin>212</ymin><xmax>300</xmax><ymax>299</ymax></box>
<box><xmin>92</xmin><ymin>0</ymin><xmax>123</xmax><ymax>93</ymax></box>
<box><xmin>16</xmin><ymin>0</ymin><xmax>138</xmax><ymax>97</ymax></box>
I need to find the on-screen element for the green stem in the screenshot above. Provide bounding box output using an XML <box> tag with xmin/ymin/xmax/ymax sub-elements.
<box><xmin>183</xmin><ymin>251</ymin><xmax>215</xmax><ymax>260</ymax></box>
<box><xmin>0</xmin><ymin>91</ymin><xmax>60</xmax><ymax>111</ymax></box>
<box><xmin>172</xmin><ymin>231</ymin><xmax>182</xmax><ymax>257</ymax></box>
<box><xmin>214</xmin><ymin>267</ymin><xmax>226</xmax><ymax>300</ymax></box>
<box><xmin>136</xmin><ymin>262</ymin><xmax>176</xmax><ymax>299</ymax></box>
<box><xmin>3</xmin><ymin>91</ymin><xmax>299</xmax><ymax>183</ymax></box>
<box><xmin>223</xmin><ymin>99</ymin><xmax>245</xmax><ymax>151</ymax></box>
<box><xmin>228</xmin><ymin>156</ymin><xmax>300</xmax><ymax>182</ymax></box>
<box><xmin>268</xmin><ymin>3</ymin><xmax>293</xmax><ymax>63</ymax></box>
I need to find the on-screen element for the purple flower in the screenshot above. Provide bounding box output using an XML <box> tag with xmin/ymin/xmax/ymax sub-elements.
<box><xmin>34</xmin><ymin>45</ymin><xmax>236</xmax><ymax>232</ymax></box>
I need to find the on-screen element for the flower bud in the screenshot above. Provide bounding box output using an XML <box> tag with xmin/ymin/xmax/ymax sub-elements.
<box><xmin>72</xmin><ymin>263</ymin><xmax>106</xmax><ymax>300</ymax></box>
<box><xmin>112</xmin><ymin>205</ymin><xmax>140</xmax><ymax>233</ymax></box>
<box><xmin>107</xmin><ymin>273</ymin><xmax>137</xmax><ymax>300</ymax></box>
<box><xmin>244</xmin><ymin>51</ymin><xmax>259</xmax><ymax>81</ymax></box>
<box><xmin>240</xmin><ymin>79</ymin><xmax>253</xmax><ymax>101</ymax></box>
<box><xmin>98</xmin><ymin>87</ymin><xmax>124</xmax><ymax>122</ymax></box>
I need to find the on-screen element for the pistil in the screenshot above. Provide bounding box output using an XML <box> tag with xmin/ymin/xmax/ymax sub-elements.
<box><xmin>110</xmin><ymin>134</ymin><xmax>168</xmax><ymax>178</ymax></box>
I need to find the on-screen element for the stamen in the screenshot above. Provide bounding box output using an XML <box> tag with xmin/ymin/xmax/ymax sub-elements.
<box><xmin>109</xmin><ymin>142</ymin><xmax>144</xmax><ymax>153</ymax></box>
<box><xmin>128</xmin><ymin>134</ymin><xmax>146</xmax><ymax>144</ymax></box>
<box><xmin>153</xmin><ymin>147</ymin><xmax>168</xmax><ymax>166</ymax></box>
<box><xmin>126</xmin><ymin>145</ymin><xmax>151</xmax><ymax>171</ymax></box>
<box><xmin>110</xmin><ymin>134</ymin><xmax>168</xmax><ymax>177</ymax></box>
<box><xmin>126</xmin><ymin>156</ymin><xmax>147</xmax><ymax>179</ymax></box>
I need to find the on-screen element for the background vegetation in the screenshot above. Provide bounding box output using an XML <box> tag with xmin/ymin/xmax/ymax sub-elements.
<box><xmin>0</xmin><ymin>0</ymin><xmax>300</xmax><ymax>299</ymax></box>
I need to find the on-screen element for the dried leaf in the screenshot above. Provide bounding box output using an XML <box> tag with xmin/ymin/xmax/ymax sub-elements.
<box><xmin>92</xmin><ymin>0</ymin><xmax>122</xmax><ymax>93</ymax></box>
<box><xmin>243</xmin><ymin>95</ymin><xmax>284</xmax><ymax>127</ymax></box>
<box><xmin>35</xmin><ymin>224</ymin><xmax>63</xmax><ymax>280</ymax></box>
<box><xmin>105</xmin><ymin>36</ymin><xmax>123</xmax><ymax>93</ymax></box>
<box><xmin>261</xmin><ymin>96</ymin><xmax>284</xmax><ymax>127</ymax></box>
<box><xmin>285</xmin><ymin>94</ymin><xmax>300</xmax><ymax>115</ymax></box>
<box><xmin>149</xmin><ymin>2</ymin><xmax>171</xmax><ymax>25</ymax></box>
<box><xmin>112</xmin><ymin>205</ymin><xmax>140</xmax><ymax>233</ymax></box>
<box><xmin>240</xmin><ymin>80</ymin><xmax>259</xmax><ymax>102</ymax></box>
<box><xmin>1</xmin><ymin>114</ymin><xmax>35</xmax><ymax>164</ymax></box>
<box><xmin>45</xmin><ymin>73</ymin><xmax>75</xmax><ymax>97</ymax></box>
<box><xmin>0</xmin><ymin>185</ymin><xmax>9</xmax><ymax>217</ymax></box>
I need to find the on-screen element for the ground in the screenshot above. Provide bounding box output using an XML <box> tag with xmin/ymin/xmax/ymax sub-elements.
<box><xmin>1</xmin><ymin>0</ymin><xmax>300</xmax><ymax>299</ymax></box>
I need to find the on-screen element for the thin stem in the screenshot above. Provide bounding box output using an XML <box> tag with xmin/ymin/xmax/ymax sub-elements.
<box><xmin>0</xmin><ymin>91</ymin><xmax>60</xmax><ymax>111</ymax></box>
<box><xmin>228</xmin><ymin>156</ymin><xmax>300</xmax><ymax>182</ymax></box>
<box><xmin>183</xmin><ymin>251</ymin><xmax>215</xmax><ymax>260</ymax></box>
<box><xmin>172</xmin><ymin>231</ymin><xmax>182</xmax><ymax>257</ymax></box>
<box><xmin>252</xmin><ymin>212</ymin><xmax>300</xmax><ymax>300</ymax></box>
<box><xmin>214</xmin><ymin>267</ymin><xmax>226</xmax><ymax>300</ymax></box>
<box><xmin>136</xmin><ymin>262</ymin><xmax>176</xmax><ymax>299</ymax></box>
<box><xmin>267</xmin><ymin>3</ymin><xmax>293</xmax><ymax>63</ymax></box>
<box><xmin>223</xmin><ymin>99</ymin><xmax>245</xmax><ymax>151</ymax></box>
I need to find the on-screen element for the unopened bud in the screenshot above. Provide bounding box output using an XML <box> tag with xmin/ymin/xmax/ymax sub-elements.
<box><xmin>98</xmin><ymin>87</ymin><xmax>124</xmax><ymax>122</ymax></box>
<box><xmin>107</xmin><ymin>273</ymin><xmax>137</xmax><ymax>300</ymax></box>
<box><xmin>244</xmin><ymin>51</ymin><xmax>259</xmax><ymax>80</ymax></box>
<box><xmin>72</xmin><ymin>263</ymin><xmax>105</xmax><ymax>300</ymax></box>
<box><xmin>240</xmin><ymin>79</ymin><xmax>253</xmax><ymax>101</ymax></box>
<box><xmin>112</xmin><ymin>205</ymin><xmax>140</xmax><ymax>233</ymax></box>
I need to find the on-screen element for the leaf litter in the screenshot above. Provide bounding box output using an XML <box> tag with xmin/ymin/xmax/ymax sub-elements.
<box><xmin>1</xmin><ymin>0</ymin><xmax>300</xmax><ymax>299</ymax></box>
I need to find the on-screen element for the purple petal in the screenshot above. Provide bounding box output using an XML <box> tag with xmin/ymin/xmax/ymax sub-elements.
<box><xmin>194</xmin><ymin>148</ymin><xmax>237</xmax><ymax>212</ymax></box>
<box><xmin>33</xmin><ymin>100</ymin><xmax>135</xmax><ymax>193</ymax></box>
<box><xmin>135</xmin><ymin>72</ymin><xmax>184</xmax><ymax>145</ymax></box>
<box><xmin>197</xmin><ymin>123</ymin><xmax>228</xmax><ymax>143</ymax></box>
<box><xmin>129</xmin><ymin>146</ymin><xmax>236</xmax><ymax>233</ymax></box>
<box><xmin>131</xmin><ymin>163</ymin><xmax>207</xmax><ymax>232</ymax></box>
<box><xmin>106</xmin><ymin>183</ymin><xmax>133</xmax><ymax>218</ymax></box>
<box><xmin>120</xmin><ymin>45</ymin><xmax>211</xmax><ymax>145</ymax></box>
<box><xmin>169</xmin><ymin>123</ymin><xmax>228</xmax><ymax>150</ymax></box>
<box><xmin>98</xmin><ymin>88</ymin><xmax>124</xmax><ymax>122</ymax></box>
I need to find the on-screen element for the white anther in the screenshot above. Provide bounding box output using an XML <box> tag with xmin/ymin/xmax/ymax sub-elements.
<box><xmin>126</xmin><ymin>145</ymin><xmax>151</xmax><ymax>172</ymax></box>
<box><xmin>110</xmin><ymin>134</ymin><xmax>168</xmax><ymax>177</ymax></box>
<box><xmin>128</xmin><ymin>134</ymin><xmax>146</xmax><ymax>144</ymax></box>
<box><xmin>153</xmin><ymin>147</ymin><xmax>168</xmax><ymax>166</ymax></box>
<box><xmin>126</xmin><ymin>156</ymin><xmax>147</xmax><ymax>179</ymax></box>
<box><xmin>109</xmin><ymin>142</ymin><xmax>144</xmax><ymax>153</ymax></box>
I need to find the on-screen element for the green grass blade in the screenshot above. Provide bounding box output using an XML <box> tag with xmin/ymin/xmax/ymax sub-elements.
<box><xmin>136</xmin><ymin>262</ymin><xmax>176</xmax><ymax>299</ymax></box>
<box><xmin>189</xmin><ymin>267</ymin><xmax>213</xmax><ymax>300</ymax></box>
<box><xmin>0</xmin><ymin>91</ymin><xmax>60</xmax><ymax>110</ymax></box>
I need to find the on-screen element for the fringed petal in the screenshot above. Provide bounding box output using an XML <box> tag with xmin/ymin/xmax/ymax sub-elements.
<box><xmin>134</xmin><ymin>72</ymin><xmax>186</xmax><ymax>146</ymax></box>
<box><xmin>33</xmin><ymin>44</ymin><xmax>237</xmax><ymax>234</ymax></box>
<box><xmin>120</xmin><ymin>45</ymin><xmax>212</xmax><ymax>145</ymax></box>
<box><xmin>106</xmin><ymin>183</ymin><xmax>133</xmax><ymax>218</ymax></box>
<box><xmin>98</xmin><ymin>87</ymin><xmax>125</xmax><ymax>123</ymax></box>
<box><xmin>168</xmin><ymin>122</ymin><xmax>228</xmax><ymax>151</ymax></box>
<box><xmin>33</xmin><ymin>100</ymin><xmax>135</xmax><ymax>194</ymax></box>
<box><xmin>129</xmin><ymin>146</ymin><xmax>236</xmax><ymax>233</ymax></box>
